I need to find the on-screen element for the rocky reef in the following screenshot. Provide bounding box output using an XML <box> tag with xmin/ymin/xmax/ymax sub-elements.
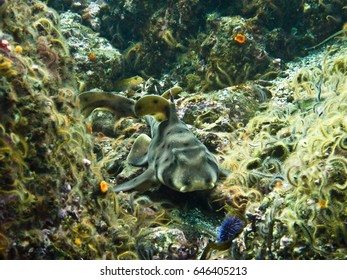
<box><xmin>46</xmin><ymin>0</ymin><xmax>347</xmax><ymax>91</ymax></box>
<box><xmin>0</xmin><ymin>0</ymin><xmax>346</xmax><ymax>260</ymax></box>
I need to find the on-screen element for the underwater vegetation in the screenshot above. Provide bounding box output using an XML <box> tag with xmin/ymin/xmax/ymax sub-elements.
<box><xmin>0</xmin><ymin>0</ymin><xmax>346</xmax><ymax>260</ymax></box>
<box><xmin>45</xmin><ymin>0</ymin><xmax>346</xmax><ymax>92</ymax></box>
<box><xmin>215</xmin><ymin>46</ymin><xmax>347</xmax><ymax>259</ymax></box>
<box><xmin>0</xmin><ymin>0</ymin><xmax>98</xmax><ymax>259</ymax></box>
<box><xmin>0</xmin><ymin>0</ymin><xmax>189</xmax><ymax>260</ymax></box>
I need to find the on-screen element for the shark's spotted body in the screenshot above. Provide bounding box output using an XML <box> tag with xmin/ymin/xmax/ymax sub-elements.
<box><xmin>78</xmin><ymin>91</ymin><xmax>223</xmax><ymax>193</ymax></box>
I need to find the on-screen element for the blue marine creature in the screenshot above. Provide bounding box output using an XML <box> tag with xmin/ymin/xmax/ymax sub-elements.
<box><xmin>78</xmin><ymin>91</ymin><xmax>226</xmax><ymax>193</ymax></box>
<box><xmin>200</xmin><ymin>215</ymin><xmax>245</xmax><ymax>259</ymax></box>
<box><xmin>217</xmin><ymin>216</ymin><xmax>245</xmax><ymax>243</ymax></box>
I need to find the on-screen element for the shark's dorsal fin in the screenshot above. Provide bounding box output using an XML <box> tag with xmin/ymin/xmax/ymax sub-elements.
<box><xmin>78</xmin><ymin>91</ymin><xmax>136</xmax><ymax>117</ymax></box>
<box><xmin>135</xmin><ymin>95</ymin><xmax>170</xmax><ymax>122</ymax></box>
<box><xmin>127</xmin><ymin>134</ymin><xmax>151</xmax><ymax>166</ymax></box>
<box><xmin>161</xmin><ymin>86</ymin><xmax>182</xmax><ymax>99</ymax></box>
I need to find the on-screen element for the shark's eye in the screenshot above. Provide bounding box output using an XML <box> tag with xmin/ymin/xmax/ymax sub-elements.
<box><xmin>205</xmin><ymin>178</ymin><xmax>212</xmax><ymax>185</ymax></box>
<box><xmin>153</xmin><ymin>99</ymin><xmax>159</xmax><ymax>104</ymax></box>
<box><xmin>166</xmin><ymin>177</ymin><xmax>173</xmax><ymax>187</ymax></box>
<box><xmin>183</xmin><ymin>142</ymin><xmax>190</xmax><ymax>147</ymax></box>
<box><xmin>183</xmin><ymin>179</ymin><xmax>191</xmax><ymax>187</ymax></box>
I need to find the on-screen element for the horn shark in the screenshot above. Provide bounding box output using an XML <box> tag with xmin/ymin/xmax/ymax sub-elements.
<box><xmin>78</xmin><ymin>90</ymin><xmax>225</xmax><ymax>193</ymax></box>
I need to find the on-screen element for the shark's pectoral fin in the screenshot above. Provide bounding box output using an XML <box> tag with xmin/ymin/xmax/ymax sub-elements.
<box><xmin>114</xmin><ymin>168</ymin><xmax>158</xmax><ymax>193</ymax></box>
<box><xmin>127</xmin><ymin>134</ymin><xmax>151</xmax><ymax>166</ymax></box>
<box><xmin>78</xmin><ymin>91</ymin><xmax>136</xmax><ymax>117</ymax></box>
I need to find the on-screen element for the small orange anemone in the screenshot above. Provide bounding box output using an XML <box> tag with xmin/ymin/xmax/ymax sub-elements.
<box><xmin>99</xmin><ymin>180</ymin><xmax>108</xmax><ymax>193</ymax></box>
<box><xmin>14</xmin><ymin>45</ymin><xmax>23</xmax><ymax>54</ymax></box>
<box><xmin>274</xmin><ymin>181</ymin><xmax>283</xmax><ymax>188</ymax></box>
<box><xmin>74</xmin><ymin>238</ymin><xmax>82</xmax><ymax>246</ymax></box>
<box><xmin>317</xmin><ymin>200</ymin><xmax>327</xmax><ymax>209</ymax></box>
<box><xmin>89</xmin><ymin>52</ymin><xmax>96</xmax><ymax>61</ymax></box>
<box><xmin>234</xmin><ymin>34</ymin><xmax>246</xmax><ymax>44</ymax></box>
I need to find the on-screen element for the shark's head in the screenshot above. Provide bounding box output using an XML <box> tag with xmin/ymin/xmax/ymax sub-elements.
<box><xmin>145</xmin><ymin>97</ymin><xmax>221</xmax><ymax>192</ymax></box>
<box><xmin>165</xmin><ymin>145</ymin><xmax>219</xmax><ymax>192</ymax></box>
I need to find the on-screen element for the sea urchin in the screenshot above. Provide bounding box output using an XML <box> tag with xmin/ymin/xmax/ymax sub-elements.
<box><xmin>217</xmin><ymin>216</ymin><xmax>245</xmax><ymax>243</ymax></box>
